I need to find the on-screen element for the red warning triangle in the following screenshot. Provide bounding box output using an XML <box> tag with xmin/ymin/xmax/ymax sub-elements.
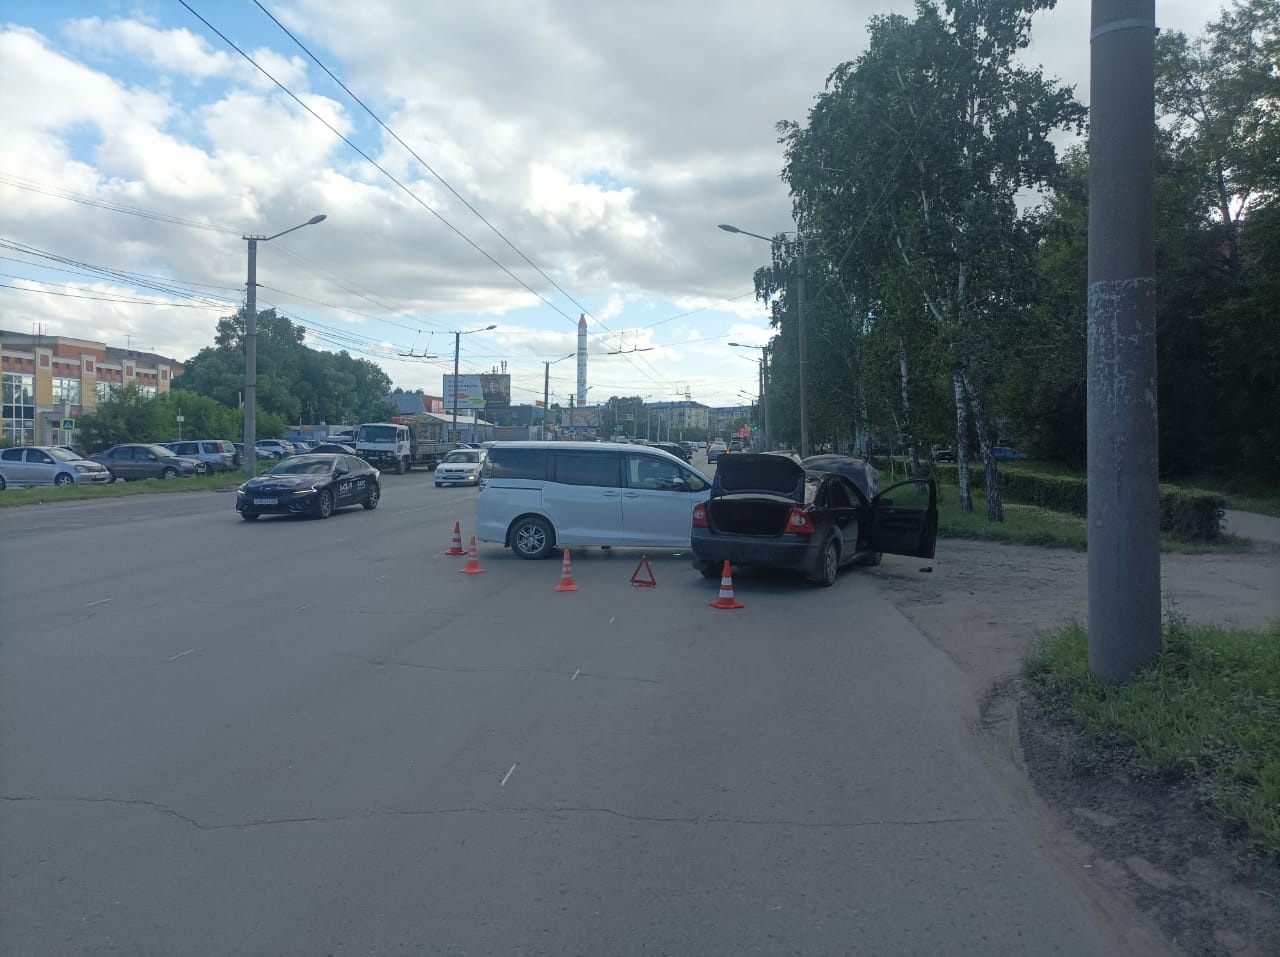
<box><xmin>630</xmin><ymin>555</ymin><xmax>657</xmax><ymax>588</ymax></box>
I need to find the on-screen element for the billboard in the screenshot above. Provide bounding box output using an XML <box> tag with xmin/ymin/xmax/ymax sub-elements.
<box><xmin>443</xmin><ymin>374</ymin><xmax>511</xmax><ymax>412</ymax></box>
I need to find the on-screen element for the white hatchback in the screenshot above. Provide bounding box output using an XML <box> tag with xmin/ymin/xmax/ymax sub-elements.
<box><xmin>475</xmin><ymin>441</ymin><xmax>712</xmax><ymax>559</ymax></box>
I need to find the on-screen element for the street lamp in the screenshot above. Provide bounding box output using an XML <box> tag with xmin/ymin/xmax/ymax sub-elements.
<box><xmin>450</xmin><ymin>325</ymin><xmax>498</xmax><ymax>441</ymax></box>
<box><xmin>720</xmin><ymin>223</ymin><xmax>808</xmax><ymax>456</ymax></box>
<box><xmin>729</xmin><ymin>341</ymin><xmax>770</xmax><ymax>451</ymax></box>
<box><xmin>243</xmin><ymin>213</ymin><xmax>326</xmax><ymax>478</ymax></box>
<box><xmin>543</xmin><ymin>352</ymin><xmax>574</xmax><ymax>440</ymax></box>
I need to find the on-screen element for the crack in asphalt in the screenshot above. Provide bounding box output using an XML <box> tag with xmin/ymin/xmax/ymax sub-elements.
<box><xmin>1</xmin><ymin>795</ymin><xmax>998</xmax><ymax>832</ymax></box>
<box><xmin>334</xmin><ymin>652</ymin><xmax>662</xmax><ymax>684</ymax></box>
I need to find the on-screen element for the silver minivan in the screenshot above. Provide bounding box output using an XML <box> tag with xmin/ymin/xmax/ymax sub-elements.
<box><xmin>475</xmin><ymin>441</ymin><xmax>712</xmax><ymax>559</ymax></box>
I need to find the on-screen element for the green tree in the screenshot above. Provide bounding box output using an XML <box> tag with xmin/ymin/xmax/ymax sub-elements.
<box><xmin>178</xmin><ymin>308</ymin><xmax>394</xmax><ymax>427</ymax></box>
<box><xmin>777</xmin><ymin>0</ymin><xmax>1085</xmax><ymax>517</ymax></box>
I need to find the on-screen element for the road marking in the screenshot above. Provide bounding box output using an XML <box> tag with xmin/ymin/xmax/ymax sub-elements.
<box><xmin>84</xmin><ymin>598</ymin><xmax>112</xmax><ymax>607</ymax></box>
<box><xmin>166</xmin><ymin>649</ymin><xmax>194</xmax><ymax>661</ymax></box>
<box><xmin>297</xmin><ymin>603</ymin><xmax>311</xmax><ymax>612</ymax></box>
<box><xmin>571</xmin><ymin>669</ymin><xmax>581</xmax><ymax>681</ymax></box>
<box><xmin>376</xmin><ymin>574</ymin><xmax>388</xmax><ymax>581</ymax></box>
<box><xmin>609</xmin><ymin>616</ymin><xmax>615</xmax><ymax>624</ymax></box>
<box><xmin>500</xmin><ymin>763</ymin><xmax>518</xmax><ymax>788</ymax></box>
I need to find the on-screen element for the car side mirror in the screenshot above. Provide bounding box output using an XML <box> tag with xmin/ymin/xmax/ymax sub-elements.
<box><xmin>334</xmin><ymin>466</ymin><xmax>349</xmax><ymax>477</ymax></box>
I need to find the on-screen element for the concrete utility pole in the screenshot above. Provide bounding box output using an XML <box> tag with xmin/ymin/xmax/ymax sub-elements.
<box><xmin>1087</xmin><ymin>0</ymin><xmax>1161</xmax><ymax>681</ymax></box>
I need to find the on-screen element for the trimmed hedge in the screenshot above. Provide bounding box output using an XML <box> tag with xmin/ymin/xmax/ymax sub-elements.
<box><xmin>916</xmin><ymin>462</ymin><xmax>1225</xmax><ymax>542</ymax></box>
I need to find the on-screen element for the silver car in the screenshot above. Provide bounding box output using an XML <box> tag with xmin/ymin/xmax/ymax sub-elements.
<box><xmin>88</xmin><ymin>444</ymin><xmax>205</xmax><ymax>481</ymax></box>
<box><xmin>434</xmin><ymin>448</ymin><xmax>486</xmax><ymax>486</ymax></box>
<box><xmin>0</xmin><ymin>445</ymin><xmax>113</xmax><ymax>490</ymax></box>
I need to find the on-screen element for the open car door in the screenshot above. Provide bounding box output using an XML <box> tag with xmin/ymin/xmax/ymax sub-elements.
<box><xmin>868</xmin><ymin>478</ymin><xmax>938</xmax><ymax>559</ymax></box>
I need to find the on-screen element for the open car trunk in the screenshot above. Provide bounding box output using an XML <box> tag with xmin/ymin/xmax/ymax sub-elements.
<box><xmin>708</xmin><ymin>454</ymin><xmax>808</xmax><ymax>535</ymax></box>
<box><xmin>707</xmin><ymin>495</ymin><xmax>798</xmax><ymax>535</ymax></box>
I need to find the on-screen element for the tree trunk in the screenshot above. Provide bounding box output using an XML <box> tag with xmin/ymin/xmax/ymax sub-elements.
<box><xmin>962</xmin><ymin>371</ymin><xmax>1004</xmax><ymax>522</ymax></box>
<box><xmin>952</xmin><ymin>369</ymin><xmax>973</xmax><ymax>513</ymax></box>
<box><xmin>899</xmin><ymin>341</ymin><xmax>922</xmax><ymax>475</ymax></box>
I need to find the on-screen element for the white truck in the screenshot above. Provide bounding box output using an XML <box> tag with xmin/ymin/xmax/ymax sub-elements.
<box><xmin>354</xmin><ymin>417</ymin><xmax>453</xmax><ymax>474</ymax></box>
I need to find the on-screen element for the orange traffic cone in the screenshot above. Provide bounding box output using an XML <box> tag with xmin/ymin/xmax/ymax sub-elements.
<box><xmin>445</xmin><ymin>521</ymin><xmax>466</xmax><ymax>555</ymax></box>
<box><xmin>554</xmin><ymin>548</ymin><xmax>579</xmax><ymax>592</ymax></box>
<box><xmin>709</xmin><ymin>560</ymin><xmax>743</xmax><ymax>609</ymax></box>
<box><xmin>459</xmin><ymin>536</ymin><xmax>486</xmax><ymax>574</ymax></box>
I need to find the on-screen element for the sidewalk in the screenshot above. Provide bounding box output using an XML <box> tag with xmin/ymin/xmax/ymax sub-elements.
<box><xmin>1223</xmin><ymin>508</ymin><xmax>1280</xmax><ymax>545</ymax></box>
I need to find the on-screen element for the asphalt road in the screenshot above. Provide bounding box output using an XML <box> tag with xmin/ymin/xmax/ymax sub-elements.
<box><xmin>1</xmin><ymin>472</ymin><xmax>1116</xmax><ymax>955</ymax></box>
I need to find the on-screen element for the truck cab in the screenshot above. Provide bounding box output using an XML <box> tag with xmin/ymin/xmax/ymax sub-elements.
<box><xmin>355</xmin><ymin>422</ymin><xmax>412</xmax><ymax>473</ymax></box>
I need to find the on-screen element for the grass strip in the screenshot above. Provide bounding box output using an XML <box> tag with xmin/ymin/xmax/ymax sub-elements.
<box><xmin>935</xmin><ymin>489</ymin><xmax>1247</xmax><ymax>553</ymax></box>
<box><xmin>0</xmin><ymin>472</ymin><xmax>247</xmax><ymax>507</ymax></box>
<box><xmin>1024</xmin><ymin>620</ymin><xmax>1280</xmax><ymax>857</ymax></box>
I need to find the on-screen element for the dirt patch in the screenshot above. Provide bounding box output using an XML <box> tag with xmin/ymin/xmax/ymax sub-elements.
<box><xmin>872</xmin><ymin>536</ymin><xmax>1280</xmax><ymax>956</ymax></box>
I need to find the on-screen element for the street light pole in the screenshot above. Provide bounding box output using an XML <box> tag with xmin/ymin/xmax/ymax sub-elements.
<box><xmin>720</xmin><ymin>224</ymin><xmax>808</xmax><ymax>456</ymax></box>
<box><xmin>729</xmin><ymin>341</ymin><xmax>770</xmax><ymax>451</ymax></box>
<box><xmin>242</xmin><ymin>214</ymin><xmax>326</xmax><ymax>479</ymax></box>
<box><xmin>542</xmin><ymin>353</ymin><xmax>574</xmax><ymax>440</ymax></box>
<box><xmin>449</xmin><ymin>324</ymin><xmax>497</xmax><ymax>442</ymax></box>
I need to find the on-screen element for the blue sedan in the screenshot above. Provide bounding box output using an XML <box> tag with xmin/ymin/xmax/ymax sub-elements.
<box><xmin>236</xmin><ymin>454</ymin><xmax>380</xmax><ymax>521</ymax></box>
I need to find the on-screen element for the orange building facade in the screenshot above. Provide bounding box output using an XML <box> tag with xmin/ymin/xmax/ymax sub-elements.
<box><xmin>0</xmin><ymin>329</ymin><xmax>182</xmax><ymax>446</ymax></box>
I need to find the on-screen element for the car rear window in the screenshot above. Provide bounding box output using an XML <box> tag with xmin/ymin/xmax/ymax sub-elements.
<box><xmin>487</xmin><ymin>447</ymin><xmax>548</xmax><ymax>480</ymax></box>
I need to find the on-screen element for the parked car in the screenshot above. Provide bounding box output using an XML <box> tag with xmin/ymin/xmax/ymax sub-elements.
<box><xmin>650</xmin><ymin>441</ymin><xmax>692</xmax><ymax>464</ymax></box>
<box><xmin>256</xmin><ymin>439</ymin><xmax>294</xmax><ymax>459</ymax></box>
<box><xmin>88</xmin><ymin>444</ymin><xmax>204</xmax><ymax>480</ymax></box>
<box><xmin>476</xmin><ymin>441</ymin><xmax>712</xmax><ymax>559</ymax></box>
<box><xmin>163</xmin><ymin>439</ymin><xmax>238</xmax><ymax>472</ymax></box>
<box><xmin>236</xmin><ymin>453</ymin><xmax>381</xmax><ymax>521</ymax></box>
<box><xmin>308</xmin><ymin>442</ymin><xmax>358</xmax><ymax>455</ymax></box>
<box><xmin>235</xmin><ymin>443</ymin><xmax>276</xmax><ymax>462</ymax></box>
<box><xmin>434</xmin><ymin>447</ymin><xmax>486</xmax><ymax>486</ymax></box>
<box><xmin>992</xmin><ymin>446</ymin><xmax>1026</xmax><ymax>461</ymax></box>
<box><xmin>707</xmin><ymin>441</ymin><xmax>729</xmax><ymax>463</ymax></box>
<box><xmin>690</xmin><ymin>453</ymin><xmax>938</xmax><ymax>586</ymax></box>
<box><xmin>0</xmin><ymin>445</ymin><xmax>112</xmax><ymax>489</ymax></box>
<box><xmin>930</xmin><ymin>445</ymin><xmax>956</xmax><ymax>463</ymax></box>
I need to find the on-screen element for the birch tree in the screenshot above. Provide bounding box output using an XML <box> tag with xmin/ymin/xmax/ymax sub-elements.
<box><xmin>779</xmin><ymin>0</ymin><xmax>1084</xmax><ymax>518</ymax></box>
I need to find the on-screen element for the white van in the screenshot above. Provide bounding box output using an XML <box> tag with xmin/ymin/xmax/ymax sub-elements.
<box><xmin>476</xmin><ymin>441</ymin><xmax>713</xmax><ymax>559</ymax></box>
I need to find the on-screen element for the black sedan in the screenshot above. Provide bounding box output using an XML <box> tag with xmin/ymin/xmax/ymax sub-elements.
<box><xmin>690</xmin><ymin>453</ymin><xmax>937</xmax><ymax>586</ymax></box>
<box><xmin>236</xmin><ymin>454</ymin><xmax>380</xmax><ymax>521</ymax></box>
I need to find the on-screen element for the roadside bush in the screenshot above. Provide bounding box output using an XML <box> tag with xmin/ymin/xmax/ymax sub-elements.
<box><xmin>931</xmin><ymin>463</ymin><xmax>1224</xmax><ymax>541</ymax></box>
<box><xmin>1158</xmin><ymin>486</ymin><xmax>1226</xmax><ymax>542</ymax></box>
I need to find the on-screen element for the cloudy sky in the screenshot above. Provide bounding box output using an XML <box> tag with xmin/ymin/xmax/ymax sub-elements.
<box><xmin>0</xmin><ymin>0</ymin><xmax>1223</xmax><ymax>410</ymax></box>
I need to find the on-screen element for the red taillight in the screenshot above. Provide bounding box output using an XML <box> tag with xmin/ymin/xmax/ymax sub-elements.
<box><xmin>692</xmin><ymin>503</ymin><xmax>708</xmax><ymax>528</ymax></box>
<box><xmin>786</xmin><ymin>507</ymin><xmax>815</xmax><ymax>534</ymax></box>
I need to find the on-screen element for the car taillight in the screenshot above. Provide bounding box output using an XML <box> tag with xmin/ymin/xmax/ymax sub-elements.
<box><xmin>786</xmin><ymin>507</ymin><xmax>815</xmax><ymax>534</ymax></box>
<box><xmin>692</xmin><ymin>503</ymin><xmax>708</xmax><ymax>528</ymax></box>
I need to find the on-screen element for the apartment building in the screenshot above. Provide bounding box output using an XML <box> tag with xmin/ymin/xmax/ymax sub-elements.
<box><xmin>0</xmin><ymin>329</ymin><xmax>182</xmax><ymax>446</ymax></box>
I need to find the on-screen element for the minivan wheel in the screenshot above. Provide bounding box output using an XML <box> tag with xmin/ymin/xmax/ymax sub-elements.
<box><xmin>511</xmin><ymin>516</ymin><xmax>554</xmax><ymax>560</ymax></box>
<box><xmin>695</xmin><ymin>559</ymin><xmax>721</xmax><ymax>580</ymax></box>
<box><xmin>161</xmin><ymin>466</ymin><xmax>178</xmax><ymax>479</ymax></box>
<box><xmin>55</xmin><ymin>472</ymin><xmax>74</xmax><ymax>486</ymax></box>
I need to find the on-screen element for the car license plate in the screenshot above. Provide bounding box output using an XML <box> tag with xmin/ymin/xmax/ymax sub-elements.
<box><xmin>254</xmin><ymin>498</ymin><xmax>278</xmax><ymax>505</ymax></box>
